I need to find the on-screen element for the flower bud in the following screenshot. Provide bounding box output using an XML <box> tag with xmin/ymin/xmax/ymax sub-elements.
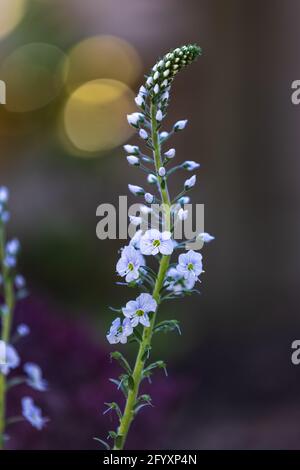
<box><xmin>164</xmin><ymin>148</ymin><xmax>176</xmax><ymax>159</ymax></box>
<box><xmin>174</xmin><ymin>119</ymin><xmax>188</xmax><ymax>131</ymax></box>
<box><xmin>182</xmin><ymin>160</ymin><xmax>200</xmax><ymax>170</ymax></box>
<box><xmin>127</xmin><ymin>155</ymin><xmax>140</xmax><ymax>166</ymax></box>
<box><xmin>128</xmin><ymin>184</ymin><xmax>145</xmax><ymax>196</ymax></box>
<box><xmin>184</xmin><ymin>175</ymin><xmax>196</xmax><ymax>190</ymax></box>
<box><xmin>145</xmin><ymin>193</ymin><xmax>154</xmax><ymax>204</ymax></box>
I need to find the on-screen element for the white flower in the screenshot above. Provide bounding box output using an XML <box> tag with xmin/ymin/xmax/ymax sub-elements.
<box><xmin>128</xmin><ymin>184</ymin><xmax>145</xmax><ymax>196</ymax></box>
<box><xmin>139</xmin><ymin>85</ymin><xmax>147</xmax><ymax>96</ymax></box>
<box><xmin>17</xmin><ymin>323</ymin><xmax>30</xmax><ymax>337</ymax></box>
<box><xmin>158</xmin><ymin>167</ymin><xmax>166</xmax><ymax>177</ymax></box>
<box><xmin>156</xmin><ymin>109</ymin><xmax>163</xmax><ymax>121</ymax></box>
<box><xmin>116</xmin><ymin>245</ymin><xmax>144</xmax><ymax>282</ymax></box>
<box><xmin>153</xmin><ymin>71</ymin><xmax>160</xmax><ymax>81</ymax></box>
<box><xmin>22</xmin><ymin>397</ymin><xmax>48</xmax><ymax>430</ymax></box>
<box><xmin>176</xmin><ymin>250</ymin><xmax>203</xmax><ymax>283</ymax></box>
<box><xmin>124</xmin><ymin>144</ymin><xmax>139</xmax><ymax>155</ymax></box>
<box><xmin>154</xmin><ymin>84</ymin><xmax>159</xmax><ymax>94</ymax></box>
<box><xmin>0</xmin><ymin>187</ymin><xmax>9</xmax><ymax>204</ymax></box>
<box><xmin>178</xmin><ymin>208</ymin><xmax>188</xmax><ymax>221</ymax></box>
<box><xmin>145</xmin><ymin>193</ymin><xmax>154</xmax><ymax>204</ymax></box>
<box><xmin>139</xmin><ymin>129</ymin><xmax>148</xmax><ymax>140</ymax></box>
<box><xmin>129</xmin><ymin>215</ymin><xmax>142</xmax><ymax>226</ymax></box>
<box><xmin>15</xmin><ymin>274</ymin><xmax>26</xmax><ymax>289</ymax></box>
<box><xmin>0</xmin><ymin>344</ymin><xmax>20</xmax><ymax>375</ymax></box>
<box><xmin>127</xmin><ymin>112</ymin><xmax>143</xmax><ymax>127</ymax></box>
<box><xmin>178</xmin><ymin>196</ymin><xmax>190</xmax><ymax>205</ymax></box>
<box><xmin>135</xmin><ymin>94</ymin><xmax>144</xmax><ymax>107</ymax></box>
<box><xmin>165</xmin><ymin>267</ymin><xmax>195</xmax><ymax>294</ymax></box>
<box><xmin>164</xmin><ymin>148</ymin><xmax>176</xmax><ymax>159</ymax></box>
<box><xmin>174</xmin><ymin>119</ymin><xmax>188</xmax><ymax>131</ymax></box>
<box><xmin>160</xmin><ymin>131</ymin><xmax>169</xmax><ymax>141</ymax></box>
<box><xmin>161</xmin><ymin>90</ymin><xmax>169</xmax><ymax>101</ymax></box>
<box><xmin>182</xmin><ymin>161</ymin><xmax>200</xmax><ymax>171</ymax></box>
<box><xmin>24</xmin><ymin>363</ymin><xmax>48</xmax><ymax>392</ymax></box>
<box><xmin>140</xmin><ymin>229</ymin><xmax>173</xmax><ymax>256</ymax></box>
<box><xmin>184</xmin><ymin>174</ymin><xmax>196</xmax><ymax>190</ymax></box>
<box><xmin>147</xmin><ymin>174</ymin><xmax>157</xmax><ymax>185</ymax></box>
<box><xmin>6</xmin><ymin>239</ymin><xmax>20</xmax><ymax>256</ymax></box>
<box><xmin>129</xmin><ymin>229</ymin><xmax>143</xmax><ymax>250</ymax></box>
<box><xmin>146</xmin><ymin>76</ymin><xmax>153</xmax><ymax>86</ymax></box>
<box><xmin>140</xmin><ymin>205</ymin><xmax>152</xmax><ymax>215</ymax></box>
<box><xmin>122</xmin><ymin>293</ymin><xmax>157</xmax><ymax>328</ymax></box>
<box><xmin>127</xmin><ymin>155</ymin><xmax>140</xmax><ymax>166</ymax></box>
<box><xmin>106</xmin><ymin>317</ymin><xmax>133</xmax><ymax>344</ymax></box>
<box><xmin>197</xmin><ymin>232</ymin><xmax>215</xmax><ymax>243</ymax></box>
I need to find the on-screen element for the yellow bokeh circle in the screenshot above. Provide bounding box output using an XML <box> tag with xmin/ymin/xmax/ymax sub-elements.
<box><xmin>63</xmin><ymin>79</ymin><xmax>136</xmax><ymax>155</ymax></box>
<box><xmin>0</xmin><ymin>0</ymin><xmax>27</xmax><ymax>40</ymax></box>
<box><xmin>66</xmin><ymin>35</ymin><xmax>142</xmax><ymax>91</ymax></box>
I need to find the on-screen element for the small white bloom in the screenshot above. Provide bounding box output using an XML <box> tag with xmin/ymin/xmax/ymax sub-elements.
<box><xmin>156</xmin><ymin>109</ymin><xmax>163</xmax><ymax>121</ymax></box>
<box><xmin>145</xmin><ymin>193</ymin><xmax>154</xmax><ymax>204</ymax></box>
<box><xmin>6</xmin><ymin>239</ymin><xmax>20</xmax><ymax>256</ymax></box>
<box><xmin>146</xmin><ymin>76</ymin><xmax>153</xmax><ymax>86</ymax></box>
<box><xmin>161</xmin><ymin>90</ymin><xmax>169</xmax><ymax>100</ymax></box>
<box><xmin>178</xmin><ymin>208</ymin><xmax>188</xmax><ymax>221</ymax></box>
<box><xmin>164</xmin><ymin>148</ymin><xmax>176</xmax><ymax>159</ymax></box>
<box><xmin>165</xmin><ymin>267</ymin><xmax>195</xmax><ymax>294</ymax></box>
<box><xmin>15</xmin><ymin>274</ymin><xmax>26</xmax><ymax>289</ymax></box>
<box><xmin>116</xmin><ymin>245</ymin><xmax>144</xmax><ymax>282</ymax></box>
<box><xmin>184</xmin><ymin>175</ymin><xmax>196</xmax><ymax>190</ymax></box>
<box><xmin>198</xmin><ymin>232</ymin><xmax>215</xmax><ymax>243</ymax></box>
<box><xmin>139</xmin><ymin>85</ymin><xmax>147</xmax><ymax>96</ymax></box>
<box><xmin>127</xmin><ymin>155</ymin><xmax>140</xmax><ymax>166</ymax></box>
<box><xmin>158</xmin><ymin>167</ymin><xmax>166</xmax><ymax>177</ymax></box>
<box><xmin>182</xmin><ymin>160</ymin><xmax>200</xmax><ymax>171</ymax></box>
<box><xmin>178</xmin><ymin>196</ymin><xmax>190</xmax><ymax>205</ymax></box>
<box><xmin>129</xmin><ymin>215</ymin><xmax>142</xmax><ymax>226</ymax></box>
<box><xmin>176</xmin><ymin>250</ymin><xmax>203</xmax><ymax>283</ymax></box>
<box><xmin>147</xmin><ymin>174</ymin><xmax>157</xmax><ymax>185</ymax></box>
<box><xmin>140</xmin><ymin>205</ymin><xmax>152</xmax><ymax>215</ymax></box>
<box><xmin>160</xmin><ymin>131</ymin><xmax>169</xmax><ymax>141</ymax></box>
<box><xmin>0</xmin><ymin>187</ymin><xmax>9</xmax><ymax>204</ymax></box>
<box><xmin>140</xmin><ymin>229</ymin><xmax>173</xmax><ymax>256</ymax></box>
<box><xmin>135</xmin><ymin>94</ymin><xmax>144</xmax><ymax>107</ymax></box>
<box><xmin>106</xmin><ymin>317</ymin><xmax>133</xmax><ymax>344</ymax></box>
<box><xmin>22</xmin><ymin>397</ymin><xmax>48</xmax><ymax>430</ymax></box>
<box><xmin>161</xmin><ymin>80</ymin><xmax>168</xmax><ymax>89</ymax></box>
<box><xmin>174</xmin><ymin>119</ymin><xmax>188</xmax><ymax>131</ymax></box>
<box><xmin>17</xmin><ymin>323</ymin><xmax>30</xmax><ymax>337</ymax></box>
<box><xmin>124</xmin><ymin>144</ymin><xmax>139</xmax><ymax>155</ymax></box>
<box><xmin>128</xmin><ymin>184</ymin><xmax>145</xmax><ymax>196</ymax></box>
<box><xmin>24</xmin><ymin>363</ymin><xmax>48</xmax><ymax>392</ymax></box>
<box><xmin>139</xmin><ymin>129</ymin><xmax>148</xmax><ymax>140</ymax></box>
<box><xmin>153</xmin><ymin>71</ymin><xmax>159</xmax><ymax>81</ymax></box>
<box><xmin>129</xmin><ymin>229</ymin><xmax>143</xmax><ymax>250</ymax></box>
<box><xmin>122</xmin><ymin>293</ymin><xmax>157</xmax><ymax>328</ymax></box>
<box><xmin>0</xmin><ymin>344</ymin><xmax>20</xmax><ymax>375</ymax></box>
<box><xmin>163</xmin><ymin>69</ymin><xmax>170</xmax><ymax>78</ymax></box>
<box><xmin>127</xmin><ymin>112</ymin><xmax>143</xmax><ymax>127</ymax></box>
<box><xmin>154</xmin><ymin>84</ymin><xmax>160</xmax><ymax>94</ymax></box>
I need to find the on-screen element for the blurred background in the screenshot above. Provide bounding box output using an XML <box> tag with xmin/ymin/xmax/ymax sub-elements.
<box><xmin>1</xmin><ymin>0</ymin><xmax>300</xmax><ymax>449</ymax></box>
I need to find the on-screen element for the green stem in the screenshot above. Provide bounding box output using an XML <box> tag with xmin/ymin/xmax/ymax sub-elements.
<box><xmin>0</xmin><ymin>224</ymin><xmax>15</xmax><ymax>450</ymax></box>
<box><xmin>113</xmin><ymin>103</ymin><xmax>171</xmax><ymax>450</ymax></box>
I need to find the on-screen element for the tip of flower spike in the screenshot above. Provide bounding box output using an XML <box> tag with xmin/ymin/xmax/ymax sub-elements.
<box><xmin>145</xmin><ymin>44</ymin><xmax>202</xmax><ymax>99</ymax></box>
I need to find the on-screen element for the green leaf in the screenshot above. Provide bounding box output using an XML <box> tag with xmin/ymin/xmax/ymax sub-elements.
<box><xmin>108</xmin><ymin>430</ymin><xmax>117</xmax><ymax>440</ymax></box>
<box><xmin>143</xmin><ymin>360</ymin><xmax>167</xmax><ymax>378</ymax></box>
<box><xmin>93</xmin><ymin>437</ymin><xmax>111</xmax><ymax>450</ymax></box>
<box><xmin>154</xmin><ymin>319</ymin><xmax>181</xmax><ymax>335</ymax></box>
<box><xmin>110</xmin><ymin>351</ymin><xmax>132</xmax><ymax>375</ymax></box>
<box><xmin>104</xmin><ymin>402</ymin><xmax>122</xmax><ymax>420</ymax></box>
<box><xmin>141</xmin><ymin>344</ymin><xmax>151</xmax><ymax>362</ymax></box>
<box><xmin>109</xmin><ymin>378</ymin><xmax>128</xmax><ymax>398</ymax></box>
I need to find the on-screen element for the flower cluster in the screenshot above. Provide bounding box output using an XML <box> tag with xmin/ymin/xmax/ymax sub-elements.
<box><xmin>102</xmin><ymin>44</ymin><xmax>213</xmax><ymax>451</ymax></box>
<box><xmin>0</xmin><ymin>187</ymin><xmax>47</xmax><ymax>447</ymax></box>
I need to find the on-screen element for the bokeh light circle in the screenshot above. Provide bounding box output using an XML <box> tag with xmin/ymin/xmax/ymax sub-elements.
<box><xmin>0</xmin><ymin>0</ymin><xmax>27</xmax><ymax>40</ymax></box>
<box><xmin>63</xmin><ymin>79</ymin><xmax>136</xmax><ymax>155</ymax></box>
<box><xmin>1</xmin><ymin>43</ymin><xmax>68</xmax><ymax>112</ymax></box>
<box><xmin>66</xmin><ymin>35</ymin><xmax>142</xmax><ymax>91</ymax></box>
